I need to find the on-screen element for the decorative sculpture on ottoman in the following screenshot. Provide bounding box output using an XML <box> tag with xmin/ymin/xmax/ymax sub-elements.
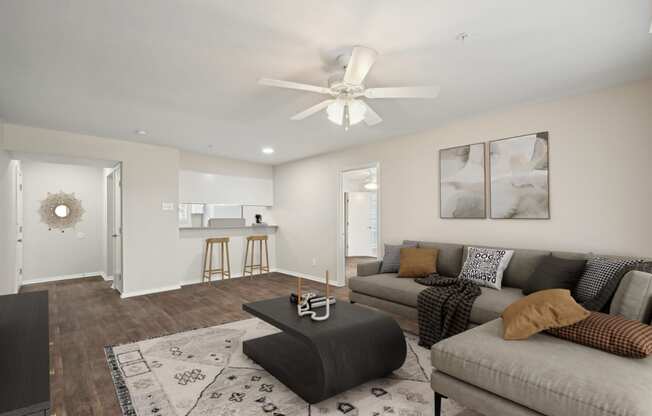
<box><xmin>296</xmin><ymin>270</ymin><xmax>335</xmax><ymax>321</ymax></box>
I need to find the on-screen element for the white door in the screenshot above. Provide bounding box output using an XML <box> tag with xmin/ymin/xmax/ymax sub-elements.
<box><xmin>346</xmin><ymin>192</ymin><xmax>375</xmax><ymax>257</ymax></box>
<box><xmin>15</xmin><ymin>163</ymin><xmax>23</xmax><ymax>289</ymax></box>
<box><xmin>107</xmin><ymin>165</ymin><xmax>123</xmax><ymax>293</ymax></box>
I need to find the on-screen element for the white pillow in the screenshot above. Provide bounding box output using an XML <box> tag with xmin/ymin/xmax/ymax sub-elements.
<box><xmin>459</xmin><ymin>247</ymin><xmax>514</xmax><ymax>290</ymax></box>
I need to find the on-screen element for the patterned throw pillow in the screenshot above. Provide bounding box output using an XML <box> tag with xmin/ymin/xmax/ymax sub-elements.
<box><xmin>547</xmin><ymin>312</ymin><xmax>652</xmax><ymax>358</ymax></box>
<box><xmin>573</xmin><ymin>257</ymin><xmax>641</xmax><ymax>303</ymax></box>
<box><xmin>459</xmin><ymin>247</ymin><xmax>514</xmax><ymax>290</ymax></box>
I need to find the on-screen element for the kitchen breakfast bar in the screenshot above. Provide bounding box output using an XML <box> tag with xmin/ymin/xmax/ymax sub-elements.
<box><xmin>178</xmin><ymin>225</ymin><xmax>278</xmax><ymax>285</ymax></box>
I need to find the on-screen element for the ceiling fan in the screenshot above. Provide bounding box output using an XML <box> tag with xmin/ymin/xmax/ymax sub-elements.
<box><xmin>259</xmin><ymin>46</ymin><xmax>440</xmax><ymax>130</ymax></box>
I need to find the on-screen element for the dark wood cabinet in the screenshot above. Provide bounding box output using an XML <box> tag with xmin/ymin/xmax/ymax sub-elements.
<box><xmin>0</xmin><ymin>291</ymin><xmax>50</xmax><ymax>416</ymax></box>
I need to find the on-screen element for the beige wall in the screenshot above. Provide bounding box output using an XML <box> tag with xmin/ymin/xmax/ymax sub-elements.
<box><xmin>0</xmin><ymin>149</ymin><xmax>18</xmax><ymax>295</ymax></box>
<box><xmin>180</xmin><ymin>150</ymin><xmax>273</xmax><ymax>179</ymax></box>
<box><xmin>21</xmin><ymin>161</ymin><xmax>104</xmax><ymax>282</ymax></box>
<box><xmin>272</xmin><ymin>79</ymin><xmax>652</xmax><ymax>283</ymax></box>
<box><xmin>1</xmin><ymin>123</ymin><xmax>180</xmax><ymax>296</ymax></box>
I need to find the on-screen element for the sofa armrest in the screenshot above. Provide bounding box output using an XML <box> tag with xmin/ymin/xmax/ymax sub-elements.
<box><xmin>357</xmin><ymin>260</ymin><xmax>383</xmax><ymax>277</ymax></box>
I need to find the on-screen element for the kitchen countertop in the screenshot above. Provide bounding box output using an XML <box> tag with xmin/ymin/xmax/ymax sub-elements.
<box><xmin>179</xmin><ymin>225</ymin><xmax>278</xmax><ymax>231</ymax></box>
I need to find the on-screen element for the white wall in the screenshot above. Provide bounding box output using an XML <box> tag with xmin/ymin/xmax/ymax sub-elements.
<box><xmin>0</xmin><ymin>124</ymin><xmax>180</xmax><ymax>296</ymax></box>
<box><xmin>272</xmin><ymin>79</ymin><xmax>652</xmax><ymax>282</ymax></box>
<box><xmin>180</xmin><ymin>151</ymin><xmax>273</xmax><ymax>179</ymax></box>
<box><xmin>0</xmin><ymin>148</ymin><xmax>18</xmax><ymax>295</ymax></box>
<box><xmin>179</xmin><ymin>170</ymin><xmax>274</xmax><ymax>206</ymax></box>
<box><xmin>21</xmin><ymin>161</ymin><xmax>104</xmax><ymax>282</ymax></box>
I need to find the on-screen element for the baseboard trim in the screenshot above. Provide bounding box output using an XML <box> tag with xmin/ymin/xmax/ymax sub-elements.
<box><xmin>180</xmin><ymin>273</ymin><xmax>245</xmax><ymax>287</ymax></box>
<box><xmin>120</xmin><ymin>285</ymin><xmax>182</xmax><ymax>299</ymax></box>
<box><xmin>274</xmin><ymin>269</ymin><xmax>346</xmax><ymax>288</ymax></box>
<box><xmin>102</xmin><ymin>272</ymin><xmax>114</xmax><ymax>281</ymax></box>
<box><xmin>179</xmin><ymin>269</ymin><xmax>280</xmax><ymax>287</ymax></box>
<box><xmin>21</xmin><ymin>271</ymin><xmax>106</xmax><ymax>285</ymax></box>
<box><xmin>179</xmin><ymin>269</ymin><xmax>345</xmax><ymax>288</ymax></box>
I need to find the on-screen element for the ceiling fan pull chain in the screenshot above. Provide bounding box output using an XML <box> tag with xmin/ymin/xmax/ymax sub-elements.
<box><xmin>343</xmin><ymin>102</ymin><xmax>351</xmax><ymax>131</ymax></box>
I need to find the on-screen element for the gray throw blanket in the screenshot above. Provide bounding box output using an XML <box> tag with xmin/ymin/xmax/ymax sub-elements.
<box><xmin>416</xmin><ymin>274</ymin><xmax>481</xmax><ymax>348</ymax></box>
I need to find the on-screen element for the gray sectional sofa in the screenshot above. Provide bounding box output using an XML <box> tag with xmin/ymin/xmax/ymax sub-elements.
<box><xmin>349</xmin><ymin>240</ymin><xmax>652</xmax><ymax>416</ymax></box>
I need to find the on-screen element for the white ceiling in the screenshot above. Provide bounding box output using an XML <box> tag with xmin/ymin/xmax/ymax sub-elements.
<box><xmin>1</xmin><ymin>1</ymin><xmax>651</xmax><ymax>164</ymax></box>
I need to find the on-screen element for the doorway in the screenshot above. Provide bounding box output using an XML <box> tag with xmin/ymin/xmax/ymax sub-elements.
<box><xmin>7</xmin><ymin>151</ymin><xmax>121</xmax><ymax>291</ymax></box>
<box><xmin>106</xmin><ymin>164</ymin><xmax>123</xmax><ymax>293</ymax></box>
<box><xmin>15</xmin><ymin>161</ymin><xmax>23</xmax><ymax>291</ymax></box>
<box><xmin>339</xmin><ymin>165</ymin><xmax>380</xmax><ymax>284</ymax></box>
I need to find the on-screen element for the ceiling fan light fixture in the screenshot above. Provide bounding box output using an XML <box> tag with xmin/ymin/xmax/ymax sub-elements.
<box><xmin>260</xmin><ymin>45</ymin><xmax>439</xmax><ymax>127</ymax></box>
<box><xmin>327</xmin><ymin>99</ymin><xmax>366</xmax><ymax>127</ymax></box>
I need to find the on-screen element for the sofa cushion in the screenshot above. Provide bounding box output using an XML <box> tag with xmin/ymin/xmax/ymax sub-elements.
<box><xmin>348</xmin><ymin>274</ymin><xmax>424</xmax><ymax>307</ymax></box>
<box><xmin>547</xmin><ymin>312</ymin><xmax>652</xmax><ymax>358</ymax></box>
<box><xmin>552</xmin><ymin>251</ymin><xmax>588</xmax><ymax>261</ymax></box>
<box><xmin>459</xmin><ymin>247</ymin><xmax>514</xmax><ymax>289</ymax></box>
<box><xmin>573</xmin><ymin>256</ymin><xmax>642</xmax><ymax>303</ymax></box>
<box><xmin>380</xmin><ymin>242</ymin><xmax>417</xmax><ymax>273</ymax></box>
<box><xmin>404</xmin><ymin>240</ymin><xmax>464</xmax><ymax>277</ymax></box>
<box><xmin>463</xmin><ymin>246</ymin><xmax>551</xmax><ymax>289</ymax></box>
<box><xmin>522</xmin><ymin>255</ymin><xmax>587</xmax><ymax>295</ymax></box>
<box><xmin>583</xmin><ymin>262</ymin><xmax>652</xmax><ymax>313</ymax></box>
<box><xmin>398</xmin><ymin>247</ymin><xmax>438</xmax><ymax>277</ymax></box>
<box><xmin>501</xmin><ymin>289</ymin><xmax>589</xmax><ymax>340</ymax></box>
<box><xmin>349</xmin><ymin>274</ymin><xmax>524</xmax><ymax>325</ymax></box>
<box><xmin>356</xmin><ymin>260</ymin><xmax>382</xmax><ymax>277</ymax></box>
<box><xmin>610</xmin><ymin>270</ymin><xmax>652</xmax><ymax>323</ymax></box>
<box><xmin>470</xmin><ymin>286</ymin><xmax>524</xmax><ymax>324</ymax></box>
<box><xmin>431</xmin><ymin>319</ymin><xmax>652</xmax><ymax>416</ymax></box>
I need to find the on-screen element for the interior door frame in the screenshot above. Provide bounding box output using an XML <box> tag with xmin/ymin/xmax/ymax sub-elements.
<box><xmin>344</xmin><ymin>192</ymin><xmax>349</xmax><ymax>257</ymax></box>
<box><xmin>337</xmin><ymin>162</ymin><xmax>381</xmax><ymax>286</ymax></box>
<box><xmin>15</xmin><ymin>161</ymin><xmax>23</xmax><ymax>292</ymax></box>
<box><xmin>106</xmin><ymin>163</ymin><xmax>124</xmax><ymax>293</ymax></box>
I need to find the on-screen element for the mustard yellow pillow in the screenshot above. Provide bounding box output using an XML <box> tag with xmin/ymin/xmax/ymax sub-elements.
<box><xmin>398</xmin><ymin>248</ymin><xmax>438</xmax><ymax>277</ymax></box>
<box><xmin>501</xmin><ymin>289</ymin><xmax>589</xmax><ymax>340</ymax></box>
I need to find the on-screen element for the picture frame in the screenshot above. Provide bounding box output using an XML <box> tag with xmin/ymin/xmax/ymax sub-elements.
<box><xmin>439</xmin><ymin>142</ymin><xmax>486</xmax><ymax>219</ymax></box>
<box><xmin>489</xmin><ymin>132</ymin><xmax>550</xmax><ymax>219</ymax></box>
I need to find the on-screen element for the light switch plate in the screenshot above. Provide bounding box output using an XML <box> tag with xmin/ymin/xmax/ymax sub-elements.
<box><xmin>161</xmin><ymin>202</ymin><xmax>175</xmax><ymax>211</ymax></box>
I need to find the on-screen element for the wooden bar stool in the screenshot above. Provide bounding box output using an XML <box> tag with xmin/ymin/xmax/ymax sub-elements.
<box><xmin>202</xmin><ymin>237</ymin><xmax>231</xmax><ymax>282</ymax></box>
<box><xmin>243</xmin><ymin>235</ymin><xmax>270</xmax><ymax>277</ymax></box>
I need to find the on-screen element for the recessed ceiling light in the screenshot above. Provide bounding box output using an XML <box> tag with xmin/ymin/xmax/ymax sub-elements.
<box><xmin>135</xmin><ymin>129</ymin><xmax>148</xmax><ymax>135</ymax></box>
<box><xmin>262</xmin><ymin>147</ymin><xmax>275</xmax><ymax>154</ymax></box>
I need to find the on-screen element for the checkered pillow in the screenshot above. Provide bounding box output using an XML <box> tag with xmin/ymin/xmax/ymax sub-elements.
<box><xmin>573</xmin><ymin>257</ymin><xmax>641</xmax><ymax>303</ymax></box>
<box><xmin>547</xmin><ymin>312</ymin><xmax>652</xmax><ymax>358</ymax></box>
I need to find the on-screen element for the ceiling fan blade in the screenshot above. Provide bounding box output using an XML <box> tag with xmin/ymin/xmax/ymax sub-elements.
<box><xmin>362</xmin><ymin>101</ymin><xmax>382</xmax><ymax>126</ymax></box>
<box><xmin>364</xmin><ymin>86</ymin><xmax>440</xmax><ymax>99</ymax></box>
<box><xmin>290</xmin><ymin>99</ymin><xmax>335</xmax><ymax>120</ymax></box>
<box><xmin>343</xmin><ymin>46</ymin><xmax>378</xmax><ymax>85</ymax></box>
<box><xmin>258</xmin><ymin>78</ymin><xmax>331</xmax><ymax>95</ymax></box>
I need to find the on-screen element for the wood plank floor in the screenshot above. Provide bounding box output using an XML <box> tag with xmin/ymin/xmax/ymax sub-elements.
<box><xmin>20</xmin><ymin>273</ymin><xmax>416</xmax><ymax>416</ymax></box>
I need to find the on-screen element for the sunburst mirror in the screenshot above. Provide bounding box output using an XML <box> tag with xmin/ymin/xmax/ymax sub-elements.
<box><xmin>39</xmin><ymin>191</ymin><xmax>85</xmax><ymax>232</ymax></box>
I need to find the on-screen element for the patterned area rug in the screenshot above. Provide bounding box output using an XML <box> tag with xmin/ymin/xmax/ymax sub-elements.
<box><xmin>105</xmin><ymin>318</ymin><xmax>480</xmax><ymax>416</ymax></box>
